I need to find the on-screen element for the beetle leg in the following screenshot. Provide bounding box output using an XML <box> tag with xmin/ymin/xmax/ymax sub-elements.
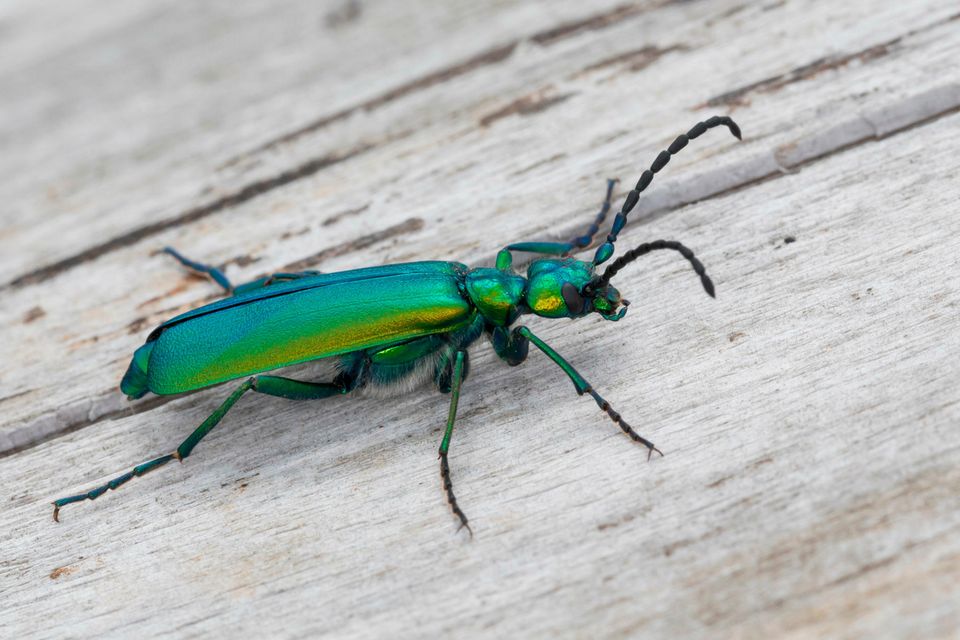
<box><xmin>438</xmin><ymin>351</ymin><xmax>472</xmax><ymax>537</ymax></box>
<box><xmin>489</xmin><ymin>326</ymin><xmax>529</xmax><ymax>366</ymax></box>
<box><xmin>516</xmin><ymin>326</ymin><xmax>663</xmax><ymax>459</ymax></box>
<box><xmin>52</xmin><ymin>371</ymin><xmax>361</xmax><ymax>522</ymax></box>
<box><xmin>494</xmin><ymin>178</ymin><xmax>619</xmax><ymax>271</ymax></box>
<box><xmin>162</xmin><ymin>246</ymin><xmax>234</xmax><ymax>293</ymax></box>
<box><xmin>564</xmin><ymin>178</ymin><xmax>619</xmax><ymax>252</ymax></box>
<box><xmin>163</xmin><ymin>246</ymin><xmax>322</xmax><ymax>296</ymax></box>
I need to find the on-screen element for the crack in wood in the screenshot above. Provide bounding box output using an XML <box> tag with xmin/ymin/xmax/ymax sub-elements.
<box><xmin>574</xmin><ymin>44</ymin><xmax>687</xmax><ymax>77</ymax></box>
<box><xmin>0</xmin><ymin>394</ymin><xmax>171</xmax><ymax>461</ymax></box>
<box><xmin>479</xmin><ymin>91</ymin><xmax>574</xmax><ymax>128</ymax></box>
<box><xmin>22</xmin><ymin>306</ymin><xmax>46</xmax><ymax>323</ymax></box>
<box><xmin>223</xmin><ymin>3</ymin><xmax>668</xmax><ymax>167</ymax></box>
<box><xmin>702</xmin><ymin>12</ymin><xmax>960</xmax><ymax>108</ymax></box>
<box><xmin>322</xmin><ymin>203</ymin><xmax>371</xmax><ymax>227</ymax></box>
<box><xmin>5</xmin><ymin>142</ymin><xmax>377</xmax><ymax>291</ymax></box>
<box><xmin>530</xmin><ymin>3</ymin><xmax>657</xmax><ymax>47</ymax></box>
<box><xmin>228</xmin><ymin>43</ymin><xmax>519</xmax><ymax>164</ymax></box>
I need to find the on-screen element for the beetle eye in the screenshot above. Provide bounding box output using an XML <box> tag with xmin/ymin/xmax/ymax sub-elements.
<box><xmin>561</xmin><ymin>282</ymin><xmax>585</xmax><ymax>314</ymax></box>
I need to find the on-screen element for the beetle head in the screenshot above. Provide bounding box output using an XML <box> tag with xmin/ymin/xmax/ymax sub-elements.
<box><xmin>524</xmin><ymin>258</ymin><xmax>628</xmax><ymax>321</ymax></box>
<box><xmin>525</xmin><ymin>258</ymin><xmax>592</xmax><ymax>319</ymax></box>
<box><xmin>582</xmin><ymin>282</ymin><xmax>628</xmax><ymax>321</ymax></box>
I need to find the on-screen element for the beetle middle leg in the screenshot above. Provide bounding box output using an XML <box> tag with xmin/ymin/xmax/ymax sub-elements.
<box><xmin>52</xmin><ymin>369</ymin><xmax>364</xmax><ymax>522</ymax></box>
<box><xmin>438</xmin><ymin>350</ymin><xmax>471</xmax><ymax>536</ymax></box>
<box><xmin>495</xmin><ymin>326</ymin><xmax>662</xmax><ymax>458</ymax></box>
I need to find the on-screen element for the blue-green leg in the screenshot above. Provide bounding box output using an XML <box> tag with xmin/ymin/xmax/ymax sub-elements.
<box><xmin>52</xmin><ymin>372</ymin><xmax>358</xmax><ymax>522</ymax></box>
<box><xmin>163</xmin><ymin>246</ymin><xmax>234</xmax><ymax>292</ymax></box>
<box><xmin>489</xmin><ymin>326</ymin><xmax>529</xmax><ymax>366</ymax></box>
<box><xmin>514</xmin><ymin>326</ymin><xmax>663</xmax><ymax>458</ymax></box>
<box><xmin>567</xmin><ymin>178</ymin><xmax>619</xmax><ymax>251</ymax></box>
<box><xmin>164</xmin><ymin>246</ymin><xmax>320</xmax><ymax>295</ymax></box>
<box><xmin>438</xmin><ymin>351</ymin><xmax>471</xmax><ymax>535</ymax></box>
<box><xmin>494</xmin><ymin>178</ymin><xmax>618</xmax><ymax>271</ymax></box>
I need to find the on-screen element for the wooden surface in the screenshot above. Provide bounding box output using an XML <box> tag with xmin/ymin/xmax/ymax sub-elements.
<box><xmin>2</xmin><ymin>1</ymin><xmax>959</xmax><ymax>638</ymax></box>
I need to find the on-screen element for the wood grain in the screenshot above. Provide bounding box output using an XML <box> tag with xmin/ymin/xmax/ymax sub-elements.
<box><xmin>1</xmin><ymin>1</ymin><xmax>958</xmax><ymax>638</ymax></box>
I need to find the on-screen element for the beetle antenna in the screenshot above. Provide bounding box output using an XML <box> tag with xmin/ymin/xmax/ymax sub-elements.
<box><xmin>590</xmin><ymin>115</ymin><xmax>741</xmax><ymax>267</ymax></box>
<box><xmin>593</xmin><ymin>240</ymin><xmax>715</xmax><ymax>298</ymax></box>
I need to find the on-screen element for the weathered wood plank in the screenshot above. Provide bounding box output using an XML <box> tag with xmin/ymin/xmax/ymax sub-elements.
<box><xmin>4</xmin><ymin>0</ymin><xmax>959</xmax><ymax>452</ymax></box>
<box><xmin>0</xmin><ymin>0</ymin><xmax>639</xmax><ymax>277</ymax></box>
<box><xmin>5</xmin><ymin>107</ymin><xmax>959</xmax><ymax>639</ymax></box>
<box><xmin>2</xmin><ymin>1</ymin><xmax>959</xmax><ymax>638</ymax></box>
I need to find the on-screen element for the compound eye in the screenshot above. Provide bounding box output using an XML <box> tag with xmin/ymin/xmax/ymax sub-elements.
<box><xmin>561</xmin><ymin>282</ymin><xmax>585</xmax><ymax>314</ymax></box>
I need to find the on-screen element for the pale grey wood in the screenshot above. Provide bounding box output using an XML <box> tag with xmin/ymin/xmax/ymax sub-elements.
<box><xmin>2</xmin><ymin>1</ymin><xmax>959</xmax><ymax>639</ymax></box>
<box><xmin>4</xmin><ymin>0</ymin><xmax>959</xmax><ymax>452</ymax></box>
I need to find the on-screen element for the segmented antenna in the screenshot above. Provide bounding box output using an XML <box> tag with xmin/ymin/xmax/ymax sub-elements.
<box><xmin>593</xmin><ymin>239</ymin><xmax>715</xmax><ymax>298</ymax></box>
<box><xmin>591</xmin><ymin>115</ymin><xmax>741</xmax><ymax>266</ymax></box>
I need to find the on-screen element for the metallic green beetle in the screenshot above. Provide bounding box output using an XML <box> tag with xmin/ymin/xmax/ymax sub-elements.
<box><xmin>53</xmin><ymin>116</ymin><xmax>742</xmax><ymax>531</ymax></box>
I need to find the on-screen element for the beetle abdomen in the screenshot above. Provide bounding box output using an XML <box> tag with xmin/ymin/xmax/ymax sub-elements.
<box><xmin>132</xmin><ymin>262</ymin><xmax>472</xmax><ymax>396</ymax></box>
<box><xmin>120</xmin><ymin>341</ymin><xmax>154</xmax><ymax>399</ymax></box>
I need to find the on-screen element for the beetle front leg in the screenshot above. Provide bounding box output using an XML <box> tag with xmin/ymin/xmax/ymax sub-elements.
<box><xmin>52</xmin><ymin>372</ymin><xmax>361</xmax><ymax>522</ymax></box>
<box><xmin>516</xmin><ymin>326</ymin><xmax>663</xmax><ymax>459</ymax></box>
<box><xmin>438</xmin><ymin>351</ymin><xmax>471</xmax><ymax>536</ymax></box>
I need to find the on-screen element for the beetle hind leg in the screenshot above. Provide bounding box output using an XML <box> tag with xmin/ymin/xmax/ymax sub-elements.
<box><xmin>52</xmin><ymin>453</ymin><xmax>178</xmax><ymax>522</ymax></box>
<box><xmin>162</xmin><ymin>246</ymin><xmax>234</xmax><ymax>293</ymax></box>
<box><xmin>163</xmin><ymin>246</ymin><xmax>322</xmax><ymax>296</ymax></box>
<box><xmin>52</xmin><ymin>369</ymin><xmax>364</xmax><ymax>522</ymax></box>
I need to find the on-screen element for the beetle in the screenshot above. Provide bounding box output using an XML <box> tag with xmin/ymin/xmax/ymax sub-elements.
<box><xmin>53</xmin><ymin>115</ymin><xmax>741</xmax><ymax>531</ymax></box>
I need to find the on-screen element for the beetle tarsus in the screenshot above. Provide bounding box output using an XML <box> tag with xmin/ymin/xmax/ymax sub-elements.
<box><xmin>440</xmin><ymin>450</ymin><xmax>472</xmax><ymax>538</ymax></box>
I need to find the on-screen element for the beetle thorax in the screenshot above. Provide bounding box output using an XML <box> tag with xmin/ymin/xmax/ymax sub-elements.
<box><xmin>464</xmin><ymin>268</ymin><xmax>526</xmax><ymax>326</ymax></box>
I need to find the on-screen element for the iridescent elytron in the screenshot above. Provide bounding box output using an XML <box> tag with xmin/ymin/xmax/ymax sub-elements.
<box><xmin>53</xmin><ymin>116</ymin><xmax>742</xmax><ymax>531</ymax></box>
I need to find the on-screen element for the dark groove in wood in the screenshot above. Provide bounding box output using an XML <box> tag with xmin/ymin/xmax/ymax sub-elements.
<box><xmin>223</xmin><ymin>3</ymin><xmax>666</xmax><ymax>166</ymax></box>
<box><xmin>702</xmin><ymin>13</ymin><xmax>958</xmax><ymax>108</ymax></box>
<box><xmin>479</xmin><ymin>92</ymin><xmax>573</xmax><ymax>128</ymax></box>
<box><xmin>6</xmin><ymin>143</ymin><xmax>376</xmax><ymax>290</ymax></box>
<box><xmin>530</xmin><ymin>3</ymin><xmax>653</xmax><ymax>46</ymax></box>
<box><xmin>0</xmin><ymin>394</ymin><xmax>173</xmax><ymax>461</ymax></box>
<box><xmin>230</xmin><ymin>43</ymin><xmax>518</xmax><ymax>163</ymax></box>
